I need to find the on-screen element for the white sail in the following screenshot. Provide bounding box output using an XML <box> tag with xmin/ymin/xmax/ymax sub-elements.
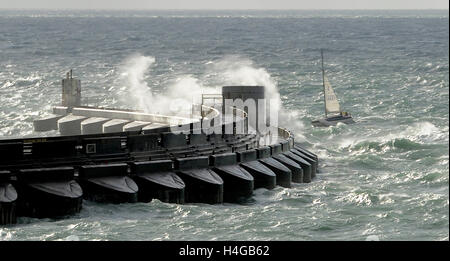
<box><xmin>323</xmin><ymin>75</ymin><xmax>341</xmax><ymax>114</ymax></box>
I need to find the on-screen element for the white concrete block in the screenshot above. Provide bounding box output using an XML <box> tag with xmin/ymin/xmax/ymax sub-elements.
<box><xmin>71</xmin><ymin>107</ymin><xmax>194</xmax><ymax>125</ymax></box>
<box><xmin>81</xmin><ymin>117</ymin><xmax>110</xmax><ymax>135</ymax></box>
<box><xmin>103</xmin><ymin>119</ymin><xmax>130</xmax><ymax>133</ymax></box>
<box><xmin>123</xmin><ymin>121</ymin><xmax>151</xmax><ymax>132</ymax></box>
<box><xmin>58</xmin><ymin>115</ymin><xmax>87</xmax><ymax>136</ymax></box>
<box><xmin>53</xmin><ymin>106</ymin><xmax>69</xmax><ymax>115</ymax></box>
<box><xmin>142</xmin><ymin>123</ymin><xmax>168</xmax><ymax>131</ymax></box>
<box><xmin>33</xmin><ymin>115</ymin><xmax>64</xmax><ymax>132</ymax></box>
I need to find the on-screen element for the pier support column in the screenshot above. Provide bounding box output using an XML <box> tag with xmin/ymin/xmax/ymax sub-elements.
<box><xmin>62</xmin><ymin>70</ymin><xmax>81</xmax><ymax>109</ymax></box>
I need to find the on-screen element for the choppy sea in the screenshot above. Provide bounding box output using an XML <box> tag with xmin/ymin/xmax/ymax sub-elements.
<box><xmin>0</xmin><ymin>9</ymin><xmax>448</xmax><ymax>241</ymax></box>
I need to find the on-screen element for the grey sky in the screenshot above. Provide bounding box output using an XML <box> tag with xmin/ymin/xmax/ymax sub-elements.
<box><xmin>0</xmin><ymin>0</ymin><xmax>448</xmax><ymax>10</ymax></box>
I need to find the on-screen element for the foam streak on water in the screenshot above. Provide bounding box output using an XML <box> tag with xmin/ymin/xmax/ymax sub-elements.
<box><xmin>0</xmin><ymin>10</ymin><xmax>448</xmax><ymax>241</ymax></box>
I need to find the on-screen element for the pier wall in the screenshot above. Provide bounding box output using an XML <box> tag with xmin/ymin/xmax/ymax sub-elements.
<box><xmin>0</xmin><ymin>81</ymin><xmax>318</xmax><ymax>225</ymax></box>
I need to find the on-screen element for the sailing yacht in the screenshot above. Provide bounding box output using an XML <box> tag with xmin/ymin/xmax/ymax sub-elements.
<box><xmin>311</xmin><ymin>50</ymin><xmax>355</xmax><ymax>127</ymax></box>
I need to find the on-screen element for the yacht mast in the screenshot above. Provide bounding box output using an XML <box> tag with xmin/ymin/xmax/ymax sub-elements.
<box><xmin>321</xmin><ymin>49</ymin><xmax>327</xmax><ymax>118</ymax></box>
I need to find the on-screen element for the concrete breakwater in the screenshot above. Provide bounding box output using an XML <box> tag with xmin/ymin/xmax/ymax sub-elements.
<box><xmin>0</xmin><ymin>73</ymin><xmax>319</xmax><ymax>226</ymax></box>
<box><xmin>0</xmin><ymin>126</ymin><xmax>318</xmax><ymax>225</ymax></box>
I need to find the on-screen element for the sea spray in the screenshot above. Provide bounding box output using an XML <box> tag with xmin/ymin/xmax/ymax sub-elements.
<box><xmin>117</xmin><ymin>54</ymin><xmax>218</xmax><ymax>116</ymax></box>
<box><xmin>117</xmin><ymin>54</ymin><xmax>307</xmax><ymax>136</ymax></box>
<box><xmin>206</xmin><ymin>56</ymin><xmax>282</xmax><ymax>113</ymax></box>
<box><xmin>207</xmin><ymin>56</ymin><xmax>306</xmax><ymax>139</ymax></box>
<box><xmin>163</xmin><ymin>76</ymin><xmax>218</xmax><ymax>115</ymax></box>
<box><xmin>119</xmin><ymin>54</ymin><xmax>155</xmax><ymax>112</ymax></box>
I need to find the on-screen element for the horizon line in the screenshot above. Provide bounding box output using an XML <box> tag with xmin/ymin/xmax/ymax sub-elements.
<box><xmin>0</xmin><ymin>8</ymin><xmax>448</xmax><ymax>11</ymax></box>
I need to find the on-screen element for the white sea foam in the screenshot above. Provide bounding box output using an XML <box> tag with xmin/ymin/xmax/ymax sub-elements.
<box><xmin>365</xmin><ymin>235</ymin><xmax>380</xmax><ymax>241</ymax></box>
<box><xmin>63</xmin><ymin>235</ymin><xmax>80</xmax><ymax>241</ymax></box>
<box><xmin>116</xmin><ymin>54</ymin><xmax>288</xmax><ymax>123</ymax></box>
<box><xmin>116</xmin><ymin>54</ymin><xmax>219</xmax><ymax>116</ymax></box>
<box><xmin>208</xmin><ymin>55</ymin><xmax>281</xmax><ymax>111</ymax></box>
<box><xmin>116</xmin><ymin>54</ymin><xmax>309</xmax><ymax>139</ymax></box>
<box><xmin>118</xmin><ymin>54</ymin><xmax>155</xmax><ymax>112</ymax></box>
<box><xmin>338</xmin><ymin>121</ymin><xmax>447</xmax><ymax>154</ymax></box>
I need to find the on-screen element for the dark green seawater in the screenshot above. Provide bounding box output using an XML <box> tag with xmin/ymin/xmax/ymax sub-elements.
<box><xmin>0</xmin><ymin>10</ymin><xmax>448</xmax><ymax>240</ymax></box>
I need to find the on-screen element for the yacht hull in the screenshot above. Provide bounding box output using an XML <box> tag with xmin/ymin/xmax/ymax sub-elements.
<box><xmin>312</xmin><ymin>115</ymin><xmax>355</xmax><ymax>127</ymax></box>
